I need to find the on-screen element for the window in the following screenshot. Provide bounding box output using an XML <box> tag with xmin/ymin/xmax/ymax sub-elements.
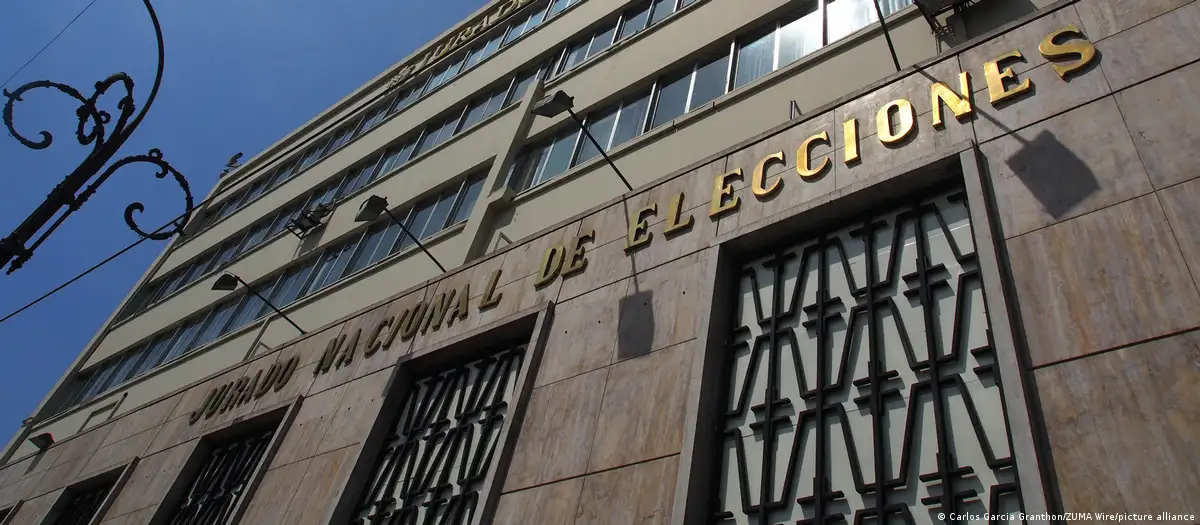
<box><xmin>238</xmin><ymin>220</ymin><xmax>271</xmax><ymax>254</ymax></box>
<box><xmin>507</xmin><ymin>68</ymin><xmax>540</xmax><ymax>106</ymax></box>
<box><xmin>540</xmin><ymin>128</ymin><xmax>582</xmax><ymax>186</ymax></box>
<box><xmin>162</xmin><ymin>427</ymin><xmax>277</xmax><ymax>525</ymax></box>
<box><xmin>548</xmin><ymin>0</ymin><xmax>575</xmax><ymax>17</ymax></box>
<box><xmin>324</xmin><ymin>120</ymin><xmax>360</xmax><ymax>154</ymax></box>
<box><xmin>575</xmin><ymin>106</ymin><xmax>618</xmax><ymax>165</ymax></box>
<box><xmin>376</xmin><ymin>138</ymin><xmax>417</xmax><ymax>176</ymax></box>
<box><xmin>391</xmin><ymin>86</ymin><xmax>420</xmax><ymax>114</ymax></box>
<box><xmin>734</xmin><ymin>25</ymin><xmax>776</xmax><ymax>89</ymax></box>
<box><xmin>135</xmin><ymin>330</ymin><xmax>177</xmax><ymax>377</ymax></box>
<box><xmin>296</xmin><ymin>141</ymin><xmax>327</xmax><ymax>171</ymax></box>
<box><xmin>351</xmin><ymin>346</ymin><xmax>526</xmax><ymax>524</ymax></box>
<box><xmin>211</xmin><ymin>236</ymin><xmax>243</xmax><ymax>269</ymax></box>
<box><xmin>648</xmin><ymin>0</ymin><xmax>675</xmax><ymax>25</ymax></box>
<box><xmin>346</xmin><ymin>222</ymin><xmax>390</xmax><ymax>276</ymax></box>
<box><xmin>689</xmin><ymin>52</ymin><xmax>731</xmax><ymax>110</ymax></box>
<box><xmin>339</xmin><ymin>160</ymin><xmax>380</xmax><ymax>198</ymax></box>
<box><xmin>419</xmin><ymin>192</ymin><xmax>458</xmax><ymax>240</ymax></box>
<box><xmin>558</xmin><ymin>41</ymin><xmax>589</xmax><ymax>76</ymax></box>
<box><xmin>396</xmin><ymin>200</ymin><xmax>435</xmax><ymax>252</ymax></box>
<box><xmin>306</xmin><ymin>241</ymin><xmax>357</xmax><ymax>295</ymax></box>
<box><xmin>617</xmin><ymin>2</ymin><xmax>651</xmax><ymax>41</ymax></box>
<box><xmin>414</xmin><ymin>113</ymin><xmax>462</xmax><ymax>156</ymax></box>
<box><xmin>269</xmin><ymin>259</ymin><xmax>319</xmax><ymax>308</ymax></box>
<box><xmin>587</xmin><ymin>21</ymin><xmax>618</xmax><ymax>59</ymax></box>
<box><xmin>610</xmin><ymin>90</ymin><xmax>651</xmax><ymax>148</ymax></box>
<box><xmin>779</xmin><ymin>2</ymin><xmax>822</xmax><ymax>65</ymax></box>
<box><xmin>192</xmin><ymin>299</ymin><xmax>240</xmax><ymax>349</ymax></box>
<box><xmin>163</xmin><ymin>313</ymin><xmax>208</xmax><ymax>363</ymax></box>
<box><xmin>50</xmin><ymin>478</ymin><xmax>116</xmax><ymax>525</ymax></box>
<box><xmin>465</xmin><ymin>34</ymin><xmax>501</xmax><ymax>69</ymax></box>
<box><xmin>650</xmin><ymin>70</ymin><xmax>691</xmax><ymax>129</ymax></box>
<box><xmin>450</xmin><ymin>176</ymin><xmax>485</xmax><ymax>225</ymax></box>
<box><xmin>267</xmin><ymin>159</ymin><xmax>298</xmax><ymax>188</ymax></box>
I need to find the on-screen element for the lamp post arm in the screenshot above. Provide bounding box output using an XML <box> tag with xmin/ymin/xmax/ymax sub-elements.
<box><xmin>382</xmin><ymin>207</ymin><xmax>448</xmax><ymax>273</ymax></box>
<box><xmin>236</xmin><ymin>275</ymin><xmax>306</xmax><ymax>335</ymax></box>
<box><xmin>567</xmin><ymin>108</ymin><xmax>633</xmax><ymax>192</ymax></box>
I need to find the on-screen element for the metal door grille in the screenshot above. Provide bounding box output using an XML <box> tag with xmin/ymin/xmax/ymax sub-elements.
<box><xmin>52</xmin><ymin>482</ymin><xmax>113</xmax><ymax>525</ymax></box>
<box><xmin>712</xmin><ymin>190</ymin><xmax>1024</xmax><ymax>525</ymax></box>
<box><xmin>164</xmin><ymin>427</ymin><xmax>275</xmax><ymax>525</ymax></box>
<box><xmin>353</xmin><ymin>346</ymin><xmax>526</xmax><ymax>525</ymax></box>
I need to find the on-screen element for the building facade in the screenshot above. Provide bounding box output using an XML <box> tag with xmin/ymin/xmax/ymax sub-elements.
<box><xmin>2</xmin><ymin>0</ymin><xmax>1199</xmax><ymax>523</ymax></box>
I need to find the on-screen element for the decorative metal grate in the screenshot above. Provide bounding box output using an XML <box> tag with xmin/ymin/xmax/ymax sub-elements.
<box><xmin>164</xmin><ymin>427</ymin><xmax>276</xmax><ymax>525</ymax></box>
<box><xmin>713</xmin><ymin>190</ymin><xmax>1024</xmax><ymax>525</ymax></box>
<box><xmin>52</xmin><ymin>481</ymin><xmax>114</xmax><ymax>525</ymax></box>
<box><xmin>353</xmin><ymin>346</ymin><xmax>526</xmax><ymax>525</ymax></box>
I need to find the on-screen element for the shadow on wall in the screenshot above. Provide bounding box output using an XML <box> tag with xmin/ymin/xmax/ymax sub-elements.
<box><xmin>1005</xmin><ymin>129</ymin><xmax>1098</xmax><ymax>219</ymax></box>
<box><xmin>952</xmin><ymin>0</ymin><xmax>1040</xmax><ymax>39</ymax></box>
<box><xmin>617</xmin><ymin>288</ymin><xmax>656</xmax><ymax>360</ymax></box>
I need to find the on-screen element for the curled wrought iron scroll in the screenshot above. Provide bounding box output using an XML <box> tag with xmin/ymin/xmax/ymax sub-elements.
<box><xmin>0</xmin><ymin>0</ymin><xmax>193</xmax><ymax>274</ymax></box>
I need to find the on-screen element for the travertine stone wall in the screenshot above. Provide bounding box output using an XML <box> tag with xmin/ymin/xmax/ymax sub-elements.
<box><xmin>2</xmin><ymin>1</ymin><xmax>1199</xmax><ymax>523</ymax></box>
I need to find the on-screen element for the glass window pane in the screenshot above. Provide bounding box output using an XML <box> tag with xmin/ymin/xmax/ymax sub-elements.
<box><xmin>239</xmin><ymin>221</ymin><xmax>271</xmax><ymax>253</ymax></box>
<box><xmin>618</xmin><ymin>3</ymin><xmax>650</xmax><ymax>41</ymax></box>
<box><xmin>679</xmin><ymin>0</ymin><xmax>697</xmax><ymax>7</ymax></box>
<box><xmin>587</xmin><ymin>22</ymin><xmax>618</xmax><ymax>59</ymax></box>
<box><xmin>460</xmin><ymin>98</ymin><xmax>490</xmax><ymax>131</ymax></box>
<box><xmin>275</xmin><ymin>259</ymin><xmax>319</xmax><ymax>306</ymax></box>
<box><xmin>451</xmin><ymin>176</ymin><xmax>485</xmax><ymax>225</ymax></box>
<box><xmin>268</xmin><ymin>205</ymin><xmax>296</xmax><ymax>236</ymax></box>
<box><xmin>212</xmin><ymin>236</ymin><xmax>242</xmax><ymax>268</ymax></box>
<box><xmin>537</xmin><ymin>129</ymin><xmax>580</xmax><ymax>185</ymax></box>
<box><xmin>610</xmin><ymin>90</ymin><xmax>651</xmax><ymax>148</ymax></box>
<box><xmin>734</xmin><ymin>27</ymin><xmax>776</xmax><ymax>89</ymax></box>
<box><xmin>827</xmin><ymin>0</ymin><xmax>908</xmax><ymax>42</ymax></box>
<box><xmin>135</xmin><ymin>330</ymin><xmax>176</xmax><ymax>376</ymax></box>
<box><xmin>690</xmin><ymin>53</ymin><xmax>730</xmax><ymax>110</ymax></box>
<box><xmin>193</xmin><ymin>300</ymin><xmax>238</xmax><ymax>349</ymax></box>
<box><xmin>320</xmin><ymin>242</ymin><xmax>358</xmax><ymax>291</ymax></box>
<box><xmin>779</xmin><ymin>3</ymin><xmax>822</xmax><ymax>65</ymax></box>
<box><xmin>421</xmin><ymin>192</ymin><xmax>458</xmax><ymax>239</ymax></box>
<box><xmin>548</xmin><ymin>0</ymin><xmax>572</xmax><ymax>17</ymax></box>
<box><xmin>228</xmin><ymin>291</ymin><xmax>264</xmax><ymax>331</ymax></box>
<box><xmin>397</xmin><ymin>201</ymin><xmax>435</xmax><ymax>251</ymax></box>
<box><xmin>110</xmin><ymin>350</ymin><xmax>145</xmax><ymax>387</ymax></box>
<box><xmin>391</xmin><ymin>87</ymin><xmax>417</xmax><ymax>114</ymax></box>
<box><xmin>358</xmin><ymin>106</ymin><xmax>388</xmax><ymax>134</ymax></box>
<box><xmin>508</xmin><ymin>143</ymin><xmax>550</xmax><ymax>191</ymax></box>
<box><xmin>576</xmin><ymin>107</ymin><xmax>618</xmax><ymax>165</ymax></box>
<box><xmin>483</xmin><ymin>88</ymin><xmax>508</xmax><ymax>117</ymax></box>
<box><xmin>559</xmin><ymin>42</ymin><xmax>588</xmax><ymax>75</ymax></box>
<box><xmin>297</xmin><ymin>142</ymin><xmax>326</xmax><ymax>171</ymax></box>
<box><xmin>651</xmin><ymin>71</ymin><xmax>691</xmax><ymax>129</ymax></box>
<box><xmin>481</xmin><ymin>34</ymin><xmax>502</xmax><ymax>59</ymax></box>
<box><xmin>526</xmin><ymin>3</ymin><xmax>549</xmax><ymax>29</ymax></box>
<box><xmin>503</xmin><ymin>14</ymin><xmax>529</xmax><ymax>45</ymax></box>
<box><xmin>376</xmin><ymin>221</ymin><xmax>405</xmax><ymax>263</ymax></box>
<box><xmin>377</xmin><ymin>139</ymin><xmax>416</xmax><ymax>177</ymax></box>
<box><xmin>347</xmin><ymin>223</ymin><xmax>388</xmax><ymax>275</ymax></box>
<box><xmin>165</xmin><ymin>315</ymin><xmax>206</xmax><ymax>362</ymax></box>
<box><xmin>649</xmin><ymin>0</ymin><xmax>675</xmax><ymax>25</ymax></box>
<box><xmin>415</xmin><ymin>116</ymin><xmax>459</xmax><ymax>155</ymax></box>
<box><xmin>339</xmin><ymin>162</ymin><xmax>376</xmax><ymax>197</ymax></box>
<box><xmin>464</xmin><ymin>43</ymin><xmax>488</xmax><ymax>69</ymax></box>
<box><xmin>183</xmin><ymin>252</ymin><xmax>215</xmax><ymax>285</ymax></box>
<box><xmin>507</xmin><ymin>69</ymin><xmax>538</xmax><ymax>106</ymax></box>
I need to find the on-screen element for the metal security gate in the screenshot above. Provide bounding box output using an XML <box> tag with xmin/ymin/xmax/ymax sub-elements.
<box><xmin>713</xmin><ymin>190</ymin><xmax>1023</xmax><ymax>525</ymax></box>
<box><xmin>164</xmin><ymin>428</ymin><xmax>275</xmax><ymax>525</ymax></box>
<box><xmin>52</xmin><ymin>482</ymin><xmax>114</xmax><ymax>525</ymax></box>
<box><xmin>352</xmin><ymin>346</ymin><xmax>525</xmax><ymax>525</ymax></box>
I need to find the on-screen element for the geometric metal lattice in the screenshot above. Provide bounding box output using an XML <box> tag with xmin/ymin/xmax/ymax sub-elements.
<box><xmin>164</xmin><ymin>428</ymin><xmax>276</xmax><ymax>525</ymax></box>
<box><xmin>52</xmin><ymin>481</ymin><xmax>114</xmax><ymax>525</ymax></box>
<box><xmin>353</xmin><ymin>346</ymin><xmax>526</xmax><ymax>525</ymax></box>
<box><xmin>713</xmin><ymin>190</ymin><xmax>1023</xmax><ymax>525</ymax></box>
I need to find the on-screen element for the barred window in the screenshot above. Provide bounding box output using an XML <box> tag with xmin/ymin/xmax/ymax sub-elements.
<box><xmin>712</xmin><ymin>190</ymin><xmax>1023</xmax><ymax>523</ymax></box>
<box><xmin>50</xmin><ymin>479</ymin><xmax>115</xmax><ymax>525</ymax></box>
<box><xmin>353</xmin><ymin>346</ymin><xmax>526</xmax><ymax>524</ymax></box>
<box><xmin>163</xmin><ymin>428</ymin><xmax>277</xmax><ymax>525</ymax></box>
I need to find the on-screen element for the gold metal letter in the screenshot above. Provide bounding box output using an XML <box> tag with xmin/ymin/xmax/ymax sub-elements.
<box><xmin>336</xmin><ymin>329</ymin><xmax>359</xmax><ymax>368</ymax></box>
<box><xmin>984</xmin><ymin>50</ymin><xmax>1033</xmax><ymax>105</ymax></box>
<box><xmin>843</xmin><ymin>119</ymin><xmax>860</xmax><ymax>164</ymax></box>
<box><xmin>664</xmin><ymin>193</ymin><xmax>694</xmax><ymax>237</ymax></box>
<box><xmin>752</xmin><ymin>152</ymin><xmax>785</xmax><ymax>198</ymax></box>
<box><xmin>421</xmin><ymin>290</ymin><xmax>454</xmax><ymax>334</ymax></box>
<box><xmin>626</xmin><ymin>204</ymin><xmax>657</xmax><ymax>252</ymax></box>
<box><xmin>534</xmin><ymin>245</ymin><xmax>566</xmax><ymax>288</ymax></box>
<box><xmin>797</xmin><ymin>130</ymin><xmax>832</xmax><ymax>179</ymax></box>
<box><xmin>480</xmin><ymin>269</ymin><xmax>503</xmax><ymax>309</ymax></box>
<box><xmin>365</xmin><ymin>318</ymin><xmax>390</xmax><ymax>357</ymax></box>
<box><xmin>274</xmin><ymin>356</ymin><xmax>298</xmax><ymax>391</ymax></box>
<box><xmin>400</xmin><ymin>302</ymin><xmax>427</xmax><ymax>341</ymax></box>
<box><xmin>189</xmin><ymin>389</ymin><xmax>218</xmax><ymax>425</ymax></box>
<box><xmin>444</xmin><ymin>284</ymin><xmax>469</xmax><ymax>327</ymax></box>
<box><xmin>314</xmin><ymin>334</ymin><xmax>343</xmax><ymax>376</ymax></box>
<box><xmin>877</xmin><ymin>99</ymin><xmax>916</xmax><ymax>145</ymax></box>
<box><xmin>563</xmin><ymin>230</ymin><xmax>594</xmax><ymax>277</ymax></box>
<box><xmin>1039</xmin><ymin>24</ymin><xmax>1097</xmax><ymax>80</ymax></box>
<box><xmin>931</xmin><ymin>72</ymin><xmax>974</xmax><ymax>128</ymax></box>
<box><xmin>709</xmin><ymin>169</ymin><xmax>743</xmax><ymax>218</ymax></box>
<box><xmin>255</xmin><ymin>364</ymin><xmax>279</xmax><ymax>398</ymax></box>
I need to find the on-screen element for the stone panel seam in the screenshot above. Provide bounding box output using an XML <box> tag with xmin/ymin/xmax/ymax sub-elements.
<box><xmin>999</xmin><ymin>163</ymin><xmax>1158</xmax><ymax>242</ymax></box>
<box><xmin>535</xmin><ymin>336</ymin><xmax>698</xmax><ymax>392</ymax></box>
<box><xmin>1029</xmin><ymin>324</ymin><xmax>1200</xmax><ymax>371</ymax></box>
<box><xmin>555</xmin><ymin>235</ymin><xmax>710</xmax><ymax>304</ymax></box>
<box><xmin>1083</xmin><ymin>0</ymin><xmax>1198</xmax><ymax>46</ymax></box>
<box><xmin>501</xmin><ymin>452</ymin><xmax>681</xmax><ymax>496</ymax></box>
<box><xmin>975</xmin><ymin>71</ymin><xmax>1112</xmax><ymax>149</ymax></box>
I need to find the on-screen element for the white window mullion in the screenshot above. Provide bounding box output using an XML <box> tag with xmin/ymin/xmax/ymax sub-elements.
<box><xmin>684</xmin><ymin>62</ymin><xmax>699</xmax><ymax>111</ymax></box>
<box><xmin>724</xmin><ymin>40</ymin><xmax>736</xmax><ymax>94</ymax></box>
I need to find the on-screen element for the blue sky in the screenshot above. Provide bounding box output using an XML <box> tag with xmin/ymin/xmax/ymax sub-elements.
<box><xmin>0</xmin><ymin>0</ymin><xmax>486</xmax><ymax>445</ymax></box>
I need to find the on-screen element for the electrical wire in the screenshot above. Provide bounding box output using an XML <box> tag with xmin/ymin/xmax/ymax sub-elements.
<box><xmin>0</xmin><ymin>0</ymin><xmax>103</xmax><ymax>90</ymax></box>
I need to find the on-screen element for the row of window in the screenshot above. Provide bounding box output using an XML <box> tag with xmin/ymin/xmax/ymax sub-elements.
<box><xmin>550</xmin><ymin>0</ymin><xmax>698</xmax><ymax>79</ymax></box>
<box><xmin>118</xmin><ymin>64</ymin><xmax>543</xmax><ymax>323</ymax></box>
<box><xmin>57</xmin><ymin>174</ymin><xmax>486</xmax><ymax>414</ymax></box>
<box><xmin>508</xmin><ymin>0</ymin><xmax>913</xmax><ymax>192</ymax></box>
<box><xmin>186</xmin><ymin>0</ymin><xmax>581</xmax><ymax>237</ymax></box>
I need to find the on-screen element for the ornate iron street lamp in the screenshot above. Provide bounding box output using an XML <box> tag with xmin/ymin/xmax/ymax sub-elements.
<box><xmin>0</xmin><ymin>0</ymin><xmax>194</xmax><ymax>274</ymax></box>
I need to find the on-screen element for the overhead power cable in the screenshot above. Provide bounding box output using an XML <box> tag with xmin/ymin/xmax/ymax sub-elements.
<box><xmin>0</xmin><ymin>0</ymin><xmax>103</xmax><ymax>90</ymax></box>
